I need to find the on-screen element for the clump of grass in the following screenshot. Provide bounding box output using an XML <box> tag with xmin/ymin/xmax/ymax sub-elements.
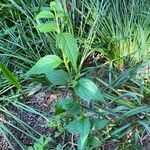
<box><xmin>85</xmin><ymin>0</ymin><xmax>150</xmax><ymax>70</ymax></box>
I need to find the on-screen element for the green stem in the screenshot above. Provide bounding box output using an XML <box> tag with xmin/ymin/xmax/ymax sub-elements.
<box><xmin>54</xmin><ymin>9</ymin><xmax>73</xmax><ymax>83</ymax></box>
<box><xmin>62</xmin><ymin>53</ymin><xmax>72</xmax><ymax>82</ymax></box>
<box><xmin>54</xmin><ymin>10</ymin><xmax>60</xmax><ymax>33</ymax></box>
<box><xmin>78</xmin><ymin>50</ymin><xmax>92</xmax><ymax>74</ymax></box>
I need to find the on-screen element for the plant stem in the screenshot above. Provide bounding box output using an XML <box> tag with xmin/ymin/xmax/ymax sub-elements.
<box><xmin>62</xmin><ymin>52</ymin><xmax>72</xmax><ymax>80</ymax></box>
<box><xmin>54</xmin><ymin>10</ymin><xmax>60</xmax><ymax>33</ymax></box>
<box><xmin>54</xmin><ymin>8</ymin><xmax>72</xmax><ymax>82</ymax></box>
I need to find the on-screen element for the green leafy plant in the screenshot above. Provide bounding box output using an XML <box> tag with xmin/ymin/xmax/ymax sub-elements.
<box><xmin>27</xmin><ymin>2</ymin><xmax>104</xmax><ymax>148</ymax></box>
<box><xmin>26</xmin><ymin>1</ymin><xmax>150</xmax><ymax>149</ymax></box>
<box><xmin>56</xmin><ymin>65</ymin><xmax>149</xmax><ymax>149</ymax></box>
<box><xmin>28</xmin><ymin>136</ymin><xmax>51</xmax><ymax>150</ymax></box>
<box><xmin>28</xmin><ymin>0</ymin><xmax>104</xmax><ymax>103</ymax></box>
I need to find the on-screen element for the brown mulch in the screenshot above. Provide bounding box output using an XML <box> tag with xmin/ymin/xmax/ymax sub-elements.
<box><xmin>0</xmin><ymin>136</ymin><xmax>8</xmax><ymax>150</ymax></box>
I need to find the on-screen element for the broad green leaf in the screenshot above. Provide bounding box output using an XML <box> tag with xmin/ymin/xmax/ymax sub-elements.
<box><xmin>55</xmin><ymin>98</ymin><xmax>73</xmax><ymax>115</ymax></box>
<box><xmin>0</xmin><ymin>64</ymin><xmax>21</xmax><ymax>89</ymax></box>
<box><xmin>50</xmin><ymin>1</ymin><xmax>56</xmax><ymax>11</ymax></box>
<box><xmin>36</xmin><ymin>22</ymin><xmax>57</xmax><ymax>33</ymax></box>
<box><xmin>74</xmin><ymin>78</ymin><xmax>104</xmax><ymax>101</ymax></box>
<box><xmin>67</xmin><ymin>103</ymin><xmax>81</xmax><ymax>116</ymax></box>
<box><xmin>56</xmin><ymin>33</ymin><xmax>78</xmax><ymax>71</ymax></box>
<box><xmin>66</xmin><ymin>120</ymin><xmax>78</xmax><ymax>133</ymax></box>
<box><xmin>86</xmin><ymin>136</ymin><xmax>101</xmax><ymax>149</ymax></box>
<box><xmin>45</xmin><ymin>69</ymin><xmax>69</xmax><ymax>85</ymax></box>
<box><xmin>92</xmin><ymin>119</ymin><xmax>109</xmax><ymax>130</ymax></box>
<box><xmin>56</xmin><ymin>98</ymin><xmax>81</xmax><ymax>115</ymax></box>
<box><xmin>35</xmin><ymin>10</ymin><xmax>54</xmax><ymax>19</ymax></box>
<box><xmin>78</xmin><ymin>118</ymin><xmax>91</xmax><ymax>149</ymax></box>
<box><xmin>66</xmin><ymin>118</ymin><xmax>90</xmax><ymax>149</ymax></box>
<box><xmin>50</xmin><ymin>0</ymin><xmax>63</xmax><ymax>12</ymax></box>
<box><xmin>27</xmin><ymin>55</ymin><xmax>63</xmax><ymax>75</ymax></box>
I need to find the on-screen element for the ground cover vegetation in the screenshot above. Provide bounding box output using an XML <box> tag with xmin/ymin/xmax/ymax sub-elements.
<box><xmin>0</xmin><ymin>0</ymin><xmax>150</xmax><ymax>149</ymax></box>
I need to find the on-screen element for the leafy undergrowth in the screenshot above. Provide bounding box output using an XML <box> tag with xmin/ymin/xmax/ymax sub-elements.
<box><xmin>0</xmin><ymin>0</ymin><xmax>150</xmax><ymax>150</ymax></box>
<box><xmin>1</xmin><ymin>64</ymin><xmax>150</xmax><ymax>150</ymax></box>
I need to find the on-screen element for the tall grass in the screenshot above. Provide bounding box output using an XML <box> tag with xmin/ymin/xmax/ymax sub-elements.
<box><xmin>0</xmin><ymin>1</ymin><xmax>51</xmax><ymax>148</ymax></box>
<box><xmin>0</xmin><ymin>0</ymin><xmax>58</xmax><ymax>72</ymax></box>
<box><xmin>84</xmin><ymin>0</ymin><xmax>150</xmax><ymax>70</ymax></box>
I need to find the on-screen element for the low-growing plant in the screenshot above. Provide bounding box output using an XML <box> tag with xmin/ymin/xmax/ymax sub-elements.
<box><xmin>27</xmin><ymin>1</ymin><xmax>104</xmax><ymax>149</ymax></box>
<box><xmin>28</xmin><ymin>136</ymin><xmax>51</xmax><ymax>150</ymax></box>
<box><xmin>27</xmin><ymin>0</ymin><xmax>104</xmax><ymax>105</ymax></box>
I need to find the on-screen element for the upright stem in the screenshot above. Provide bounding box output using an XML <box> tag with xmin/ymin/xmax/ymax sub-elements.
<box><xmin>62</xmin><ymin>53</ymin><xmax>69</xmax><ymax>72</ymax></box>
<box><xmin>54</xmin><ymin>10</ymin><xmax>72</xmax><ymax>82</ymax></box>
<box><xmin>54</xmin><ymin>10</ymin><xmax>60</xmax><ymax>33</ymax></box>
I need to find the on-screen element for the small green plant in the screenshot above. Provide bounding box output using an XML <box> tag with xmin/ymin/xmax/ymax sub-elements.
<box><xmin>28</xmin><ymin>0</ymin><xmax>104</xmax><ymax>100</ymax></box>
<box><xmin>28</xmin><ymin>2</ymin><xmax>104</xmax><ymax>103</ymax></box>
<box><xmin>28</xmin><ymin>136</ymin><xmax>51</xmax><ymax>150</ymax></box>
<box><xmin>27</xmin><ymin>1</ymin><xmax>104</xmax><ymax>149</ymax></box>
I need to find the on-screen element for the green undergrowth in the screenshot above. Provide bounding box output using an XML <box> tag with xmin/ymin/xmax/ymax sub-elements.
<box><xmin>0</xmin><ymin>0</ymin><xmax>150</xmax><ymax>149</ymax></box>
